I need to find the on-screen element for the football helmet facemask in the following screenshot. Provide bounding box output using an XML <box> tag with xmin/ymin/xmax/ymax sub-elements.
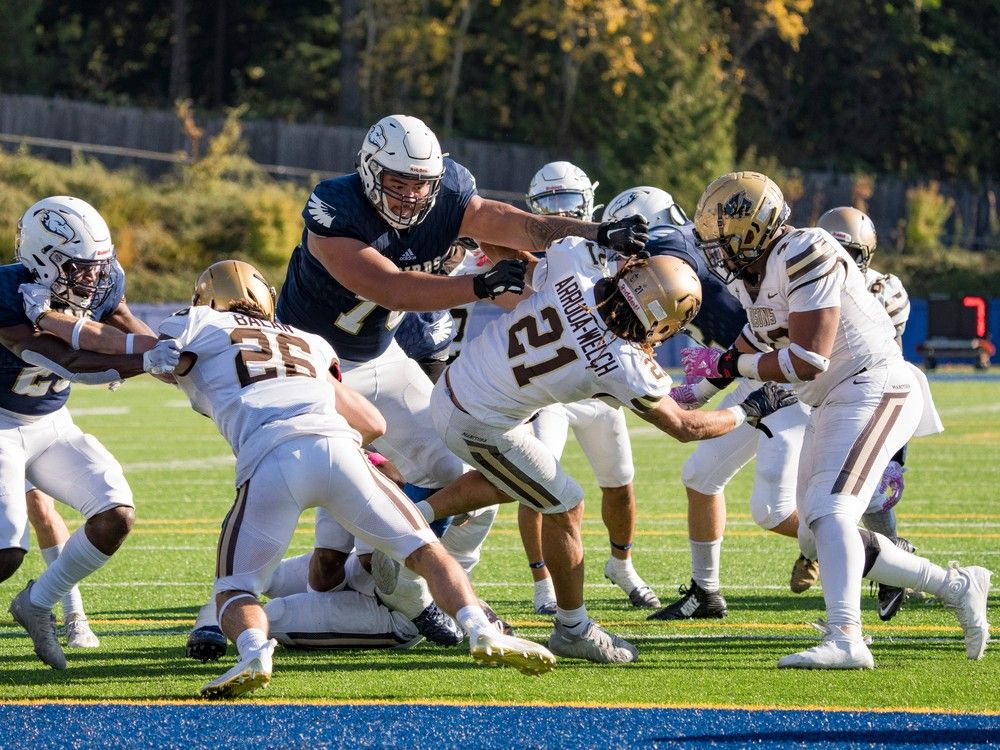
<box><xmin>192</xmin><ymin>260</ymin><xmax>276</xmax><ymax>321</ymax></box>
<box><xmin>356</xmin><ymin>114</ymin><xmax>444</xmax><ymax>230</ymax></box>
<box><xmin>602</xmin><ymin>186</ymin><xmax>689</xmax><ymax>227</ymax></box>
<box><xmin>818</xmin><ymin>206</ymin><xmax>877</xmax><ymax>272</ymax></box>
<box><xmin>693</xmin><ymin>171</ymin><xmax>790</xmax><ymax>284</ymax></box>
<box><xmin>608</xmin><ymin>255</ymin><xmax>702</xmax><ymax>346</ymax></box>
<box><xmin>526</xmin><ymin>161</ymin><xmax>598</xmax><ymax>220</ymax></box>
<box><xmin>16</xmin><ymin>195</ymin><xmax>117</xmax><ymax>313</ymax></box>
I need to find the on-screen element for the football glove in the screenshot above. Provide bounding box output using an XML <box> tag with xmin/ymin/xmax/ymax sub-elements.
<box><xmin>473</xmin><ymin>259</ymin><xmax>527</xmax><ymax>299</ymax></box>
<box><xmin>597</xmin><ymin>215</ymin><xmax>649</xmax><ymax>256</ymax></box>
<box><xmin>738</xmin><ymin>382</ymin><xmax>798</xmax><ymax>437</ymax></box>
<box><xmin>18</xmin><ymin>283</ymin><xmax>52</xmax><ymax>325</ymax></box>
<box><xmin>143</xmin><ymin>339</ymin><xmax>182</xmax><ymax>376</ymax></box>
<box><xmin>681</xmin><ymin>346</ymin><xmax>741</xmax><ymax>380</ymax></box>
<box><xmin>876</xmin><ymin>460</ymin><xmax>906</xmax><ymax>510</ymax></box>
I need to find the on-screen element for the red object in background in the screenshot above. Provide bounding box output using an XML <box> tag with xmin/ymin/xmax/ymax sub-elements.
<box><xmin>962</xmin><ymin>296</ymin><xmax>987</xmax><ymax>337</ymax></box>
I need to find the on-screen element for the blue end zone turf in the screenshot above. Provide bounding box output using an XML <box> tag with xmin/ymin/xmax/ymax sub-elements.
<box><xmin>5</xmin><ymin>704</ymin><xmax>999</xmax><ymax>749</ymax></box>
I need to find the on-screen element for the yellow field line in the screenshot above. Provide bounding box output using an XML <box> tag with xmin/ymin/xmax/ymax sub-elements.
<box><xmin>1</xmin><ymin>698</ymin><xmax>997</xmax><ymax>715</ymax></box>
<box><xmin>3</xmin><ymin>617</ymin><xmax>992</xmax><ymax>636</ymax></box>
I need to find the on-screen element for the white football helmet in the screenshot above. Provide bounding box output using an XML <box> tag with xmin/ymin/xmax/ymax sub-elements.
<box><xmin>602</xmin><ymin>186</ymin><xmax>688</xmax><ymax>227</ymax></box>
<box><xmin>693</xmin><ymin>171</ymin><xmax>790</xmax><ymax>284</ymax></box>
<box><xmin>818</xmin><ymin>206</ymin><xmax>877</xmax><ymax>272</ymax></box>
<box><xmin>356</xmin><ymin>114</ymin><xmax>444</xmax><ymax>230</ymax></box>
<box><xmin>526</xmin><ymin>161</ymin><xmax>598</xmax><ymax>219</ymax></box>
<box><xmin>15</xmin><ymin>196</ymin><xmax>117</xmax><ymax>312</ymax></box>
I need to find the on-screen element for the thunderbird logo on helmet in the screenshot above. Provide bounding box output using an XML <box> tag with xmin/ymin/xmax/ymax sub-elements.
<box><xmin>722</xmin><ymin>191</ymin><xmax>753</xmax><ymax>219</ymax></box>
<box><xmin>367</xmin><ymin>124</ymin><xmax>387</xmax><ymax>152</ymax></box>
<box><xmin>36</xmin><ymin>209</ymin><xmax>76</xmax><ymax>244</ymax></box>
<box><xmin>610</xmin><ymin>191</ymin><xmax>641</xmax><ymax>215</ymax></box>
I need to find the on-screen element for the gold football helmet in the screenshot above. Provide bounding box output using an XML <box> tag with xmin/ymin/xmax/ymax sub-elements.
<box><xmin>693</xmin><ymin>171</ymin><xmax>790</xmax><ymax>283</ymax></box>
<box><xmin>614</xmin><ymin>255</ymin><xmax>702</xmax><ymax>345</ymax></box>
<box><xmin>192</xmin><ymin>260</ymin><xmax>276</xmax><ymax>321</ymax></box>
<box><xmin>817</xmin><ymin>206</ymin><xmax>877</xmax><ymax>272</ymax></box>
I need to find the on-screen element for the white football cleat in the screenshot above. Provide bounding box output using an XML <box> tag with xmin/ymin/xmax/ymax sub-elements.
<box><xmin>941</xmin><ymin>563</ymin><xmax>992</xmax><ymax>660</ymax></box>
<box><xmin>65</xmin><ymin>614</ymin><xmax>100</xmax><ymax>648</ymax></box>
<box><xmin>9</xmin><ymin>580</ymin><xmax>67</xmax><ymax>670</ymax></box>
<box><xmin>200</xmin><ymin>639</ymin><xmax>276</xmax><ymax>699</ymax></box>
<box><xmin>469</xmin><ymin>627</ymin><xmax>556</xmax><ymax>675</ymax></box>
<box><xmin>547</xmin><ymin>620</ymin><xmax>638</xmax><ymax>664</ymax></box>
<box><xmin>778</xmin><ymin>631</ymin><xmax>874</xmax><ymax>670</ymax></box>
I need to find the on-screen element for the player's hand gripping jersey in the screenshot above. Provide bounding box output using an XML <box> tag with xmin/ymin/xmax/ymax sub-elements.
<box><xmin>277</xmin><ymin>160</ymin><xmax>477</xmax><ymax>361</ymax></box>
<box><xmin>445</xmin><ymin>238</ymin><xmax>671</xmax><ymax>429</ymax></box>
<box><xmin>159</xmin><ymin>306</ymin><xmax>356</xmax><ymax>484</ymax></box>
<box><xmin>0</xmin><ymin>261</ymin><xmax>125</xmax><ymax>416</ymax></box>
<box><xmin>728</xmin><ymin>228</ymin><xmax>900</xmax><ymax>407</ymax></box>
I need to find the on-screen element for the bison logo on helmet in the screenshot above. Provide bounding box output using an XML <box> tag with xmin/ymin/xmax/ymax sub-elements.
<box><xmin>722</xmin><ymin>191</ymin><xmax>753</xmax><ymax>219</ymax></box>
<box><xmin>609</xmin><ymin>191</ymin><xmax>641</xmax><ymax>215</ymax></box>
<box><xmin>367</xmin><ymin>124</ymin><xmax>387</xmax><ymax>152</ymax></box>
<box><xmin>36</xmin><ymin>209</ymin><xmax>76</xmax><ymax>244</ymax></box>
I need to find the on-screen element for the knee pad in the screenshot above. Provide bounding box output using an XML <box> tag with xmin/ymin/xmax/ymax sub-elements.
<box><xmin>857</xmin><ymin>528</ymin><xmax>881</xmax><ymax>576</ymax></box>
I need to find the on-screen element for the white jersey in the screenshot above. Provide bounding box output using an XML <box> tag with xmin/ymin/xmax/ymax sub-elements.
<box><xmin>864</xmin><ymin>266</ymin><xmax>910</xmax><ymax>336</ymax></box>
<box><xmin>159</xmin><ymin>306</ymin><xmax>357</xmax><ymax>484</ymax></box>
<box><xmin>446</xmin><ymin>237</ymin><xmax>671</xmax><ymax>429</ymax></box>
<box><xmin>729</xmin><ymin>227</ymin><xmax>900</xmax><ymax>407</ymax></box>
<box><xmin>448</xmin><ymin>248</ymin><xmax>503</xmax><ymax>358</ymax></box>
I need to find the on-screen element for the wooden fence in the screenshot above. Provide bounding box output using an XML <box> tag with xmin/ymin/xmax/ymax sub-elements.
<box><xmin>1</xmin><ymin>93</ymin><xmax>996</xmax><ymax>249</ymax></box>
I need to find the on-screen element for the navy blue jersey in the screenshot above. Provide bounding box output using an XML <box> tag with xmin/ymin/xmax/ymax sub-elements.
<box><xmin>0</xmin><ymin>262</ymin><xmax>125</xmax><ymax>415</ymax></box>
<box><xmin>645</xmin><ymin>224</ymin><xmax>746</xmax><ymax>349</ymax></box>
<box><xmin>277</xmin><ymin>159</ymin><xmax>477</xmax><ymax>361</ymax></box>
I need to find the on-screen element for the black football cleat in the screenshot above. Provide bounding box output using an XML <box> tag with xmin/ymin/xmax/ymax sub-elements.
<box><xmin>412</xmin><ymin>602</ymin><xmax>464</xmax><ymax>646</ymax></box>
<box><xmin>185</xmin><ymin>625</ymin><xmax>228</xmax><ymax>662</ymax></box>
<box><xmin>647</xmin><ymin>579</ymin><xmax>727</xmax><ymax>620</ymax></box>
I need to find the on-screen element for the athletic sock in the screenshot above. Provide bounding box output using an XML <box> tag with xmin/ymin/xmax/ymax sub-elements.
<box><xmin>235</xmin><ymin>627</ymin><xmax>271</xmax><ymax>665</ymax></box>
<box><xmin>690</xmin><ymin>538</ymin><xmax>722</xmax><ymax>592</ymax></box>
<box><xmin>866</xmin><ymin>531</ymin><xmax>949</xmax><ymax>595</ymax></box>
<box><xmin>263</xmin><ymin>552</ymin><xmax>311</xmax><ymax>598</ymax></box>
<box><xmin>605</xmin><ymin>556</ymin><xmax>644</xmax><ymax>591</ymax></box>
<box><xmin>40</xmin><ymin>544</ymin><xmax>87</xmax><ymax>621</ymax></box>
<box><xmin>812</xmin><ymin>514</ymin><xmax>864</xmax><ymax>633</ymax></box>
<box><xmin>344</xmin><ymin>554</ymin><xmax>376</xmax><ymax>596</ymax></box>
<box><xmin>533</xmin><ymin>577</ymin><xmax>556</xmax><ymax>604</ymax></box>
<box><xmin>555</xmin><ymin>605</ymin><xmax>589</xmax><ymax>635</ymax></box>
<box><xmin>31</xmin><ymin>529</ymin><xmax>109</xmax><ymax>610</ymax></box>
<box><xmin>193</xmin><ymin>598</ymin><xmax>219</xmax><ymax>629</ymax></box>
<box><xmin>455</xmin><ymin>604</ymin><xmax>492</xmax><ymax>635</ymax></box>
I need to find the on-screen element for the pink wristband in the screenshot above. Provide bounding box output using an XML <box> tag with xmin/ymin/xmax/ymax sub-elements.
<box><xmin>366</xmin><ymin>451</ymin><xmax>388</xmax><ymax>468</ymax></box>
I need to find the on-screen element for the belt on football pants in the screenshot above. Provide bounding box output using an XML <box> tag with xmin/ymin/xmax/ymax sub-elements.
<box><xmin>444</xmin><ymin>368</ymin><xmax>470</xmax><ymax>414</ymax></box>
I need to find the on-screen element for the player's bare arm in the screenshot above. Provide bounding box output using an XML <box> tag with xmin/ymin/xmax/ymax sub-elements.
<box><xmin>34</xmin><ymin>307</ymin><xmax>159</xmax><ymax>355</ymax></box>
<box><xmin>754</xmin><ymin>307</ymin><xmax>839</xmax><ymax>383</ymax></box>
<box><xmin>306</xmin><ymin>231</ymin><xmax>520</xmax><ymax>310</ymax></box>
<box><xmin>460</xmin><ymin>196</ymin><xmax>595</xmax><ymax>252</ymax></box>
<box><xmin>637</xmin><ymin>396</ymin><xmax>743</xmax><ymax>443</ymax></box>
<box><xmin>0</xmin><ymin>323</ymin><xmax>147</xmax><ymax>380</ymax></box>
<box><xmin>330</xmin><ymin>375</ymin><xmax>386</xmax><ymax>444</ymax></box>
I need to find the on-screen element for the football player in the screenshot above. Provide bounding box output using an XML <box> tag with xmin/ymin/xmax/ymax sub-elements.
<box><xmin>788</xmin><ymin>207</ymin><xmax>944</xmax><ymax>617</ymax></box>
<box><xmin>161</xmin><ymin>260</ymin><xmax>555</xmax><ymax>698</ymax></box>
<box><xmin>277</xmin><ymin>115</ymin><xmax>646</xmax><ymax>641</ymax></box>
<box><xmin>684</xmin><ymin>172</ymin><xmax>991</xmax><ymax>668</ymax></box>
<box><xmin>411</xmin><ymin>237</ymin><xmax>798</xmax><ymax>663</ymax></box>
<box><xmin>0</xmin><ymin>196</ymin><xmax>178</xmax><ymax>670</ymax></box>
<box><xmin>517</xmin><ymin>163</ymin><xmax>660</xmax><ymax>613</ymax></box>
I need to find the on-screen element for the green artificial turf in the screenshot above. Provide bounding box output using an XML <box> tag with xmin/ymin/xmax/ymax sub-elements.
<box><xmin>1</xmin><ymin>377</ymin><xmax>996</xmax><ymax>710</ymax></box>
